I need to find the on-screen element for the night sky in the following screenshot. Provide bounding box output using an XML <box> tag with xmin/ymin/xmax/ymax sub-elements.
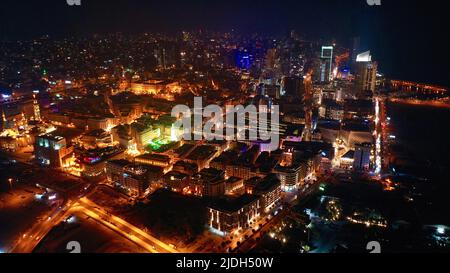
<box><xmin>0</xmin><ymin>0</ymin><xmax>448</xmax><ymax>87</ymax></box>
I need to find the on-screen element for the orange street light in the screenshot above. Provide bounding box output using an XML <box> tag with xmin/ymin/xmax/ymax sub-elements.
<box><xmin>8</xmin><ymin>178</ymin><xmax>14</xmax><ymax>190</ymax></box>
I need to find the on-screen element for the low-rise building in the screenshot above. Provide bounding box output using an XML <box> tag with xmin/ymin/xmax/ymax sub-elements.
<box><xmin>340</xmin><ymin>150</ymin><xmax>355</xmax><ymax>170</ymax></box>
<box><xmin>224</xmin><ymin>145</ymin><xmax>261</xmax><ymax>180</ymax></box>
<box><xmin>105</xmin><ymin>159</ymin><xmax>164</xmax><ymax>198</ymax></box>
<box><xmin>190</xmin><ymin>168</ymin><xmax>225</xmax><ymax>197</ymax></box>
<box><xmin>172</xmin><ymin>160</ymin><xmax>199</xmax><ymax>176</ymax></box>
<box><xmin>341</xmin><ymin>121</ymin><xmax>374</xmax><ymax>149</ymax></box>
<box><xmin>130</xmin><ymin>122</ymin><xmax>160</xmax><ymax>151</ymax></box>
<box><xmin>87</xmin><ymin>117</ymin><xmax>118</xmax><ymax>132</ymax></box>
<box><xmin>210</xmin><ymin>150</ymin><xmax>239</xmax><ymax>172</ymax></box>
<box><xmin>35</xmin><ymin>134</ymin><xmax>74</xmax><ymax>168</ymax></box>
<box><xmin>79</xmin><ymin>129</ymin><xmax>112</xmax><ymax>149</ymax></box>
<box><xmin>161</xmin><ymin>171</ymin><xmax>190</xmax><ymax>193</ymax></box>
<box><xmin>135</xmin><ymin>153</ymin><xmax>172</xmax><ymax>168</ymax></box>
<box><xmin>225</xmin><ymin>177</ymin><xmax>245</xmax><ymax>195</ymax></box>
<box><xmin>252</xmin><ymin>175</ymin><xmax>282</xmax><ymax>213</ymax></box>
<box><xmin>173</xmin><ymin>144</ymin><xmax>196</xmax><ymax>160</ymax></box>
<box><xmin>185</xmin><ymin>145</ymin><xmax>218</xmax><ymax>170</ymax></box>
<box><xmin>274</xmin><ymin>163</ymin><xmax>304</xmax><ymax>192</ymax></box>
<box><xmin>320</xmin><ymin>99</ymin><xmax>344</xmax><ymax>121</ymax></box>
<box><xmin>207</xmin><ymin>194</ymin><xmax>261</xmax><ymax>236</ymax></box>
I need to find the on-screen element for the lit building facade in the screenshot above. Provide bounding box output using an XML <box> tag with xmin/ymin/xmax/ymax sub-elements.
<box><xmin>190</xmin><ymin>168</ymin><xmax>226</xmax><ymax>197</ymax></box>
<box><xmin>226</xmin><ymin>164</ymin><xmax>257</xmax><ymax>181</ymax></box>
<box><xmin>319</xmin><ymin>46</ymin><xmax>334</xmax><ymax>83</ymax></box>
<box><xmin>354</xmin><ymin>51</ymin><xmax>378</xmax><ymax>95</ymax></box>
<box><xmin>225</xmin><ymin>177</ymin><xmax>245</xmax><ymax>195</ymax></box>
<box><xmin>35</xmin><ymin>134</ymin><xmax>74</xmax><ymax>168</ymax></box>
<box><xmin>135</xmin><ymin>153</ymin><xmax>172</xmax><ymax>168</ymax></box>
<box><xmin>274</xmin><ymin>162</ymin><xmax>304</xmax><ymax>191</ymax></box>
<box><xmin>162</xmin><ymin>171</ymin><xmax>190</xmax><ymax>193</ymax></box>
<box><xmin>106</xmin><ymin>159</ymin><xmax>164</xmax><ymax>198</ymax></box>
<box><xmin>252</xmin><ymin>175</ymin><xmax>282</xmax><ymax>213</ymax></box>
<box><xmin>207</xmin><ymin>195</ymin><xmax>261</xmax><ymax>236</ymax></box>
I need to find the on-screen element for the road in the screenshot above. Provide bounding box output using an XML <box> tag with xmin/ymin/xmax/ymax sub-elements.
<box><xmin>7</xmin><ymin>177</ymin><xmax>177</xmax><ymax>253</ymax></box>
<box><xmin>77</xmin><ymin>198</ymin><xmax>177</xmax><ymax>253</ymax></box>
<box><xmin>10</xmin><ymin>200</ymin><xmax>75</xmax><ymax>253</ymax></box>
<box><xmin>75</xmin><ymin>204</ymin><xmax>159</xmax><ymax>253</ymax></box>
<box><xmin>11</xmin><ymin>197</ymin><xmax>178</xmax><ymax>254</ymax></box>
<box><xmin>1</xmin><ymin>130</ymin><xmax>176</xmax><ymax>253</ymax></box>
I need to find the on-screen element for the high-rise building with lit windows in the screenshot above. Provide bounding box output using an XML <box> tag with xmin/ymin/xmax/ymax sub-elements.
<box><xmin>35</xmin><ymin>134</ymin><xmax>73</xmax><ymax>168</ymax></box>
<box><xmin>354</xmin><ymin>51</ymin><xmax>378</xmax><ymax>95</ymax></box>
<box><xmin>319</xmin><ymin>46</ymin><xmax>334</xmax><ymax>83</ymax></box>
<box><xmin>33</xmin><ymin>92</ymin><xmax>41</xmax><ymax>121</ymax></box>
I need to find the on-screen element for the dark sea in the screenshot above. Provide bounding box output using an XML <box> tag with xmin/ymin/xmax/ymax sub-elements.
<box><xmin>387</xmin><ymin>101</ymin><xmax>450</xmax><ymax>225</ymax></box>
<box><xmin>387</xmin><ymin>102</ymin><xmax>450</xmax><ymax>175</ymax></box>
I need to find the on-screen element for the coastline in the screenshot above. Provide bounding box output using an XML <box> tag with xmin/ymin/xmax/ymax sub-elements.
<box><xmin>389</xmin><ymin>98</ymin><xmax>450</xmax><ymax>109</ymax></box>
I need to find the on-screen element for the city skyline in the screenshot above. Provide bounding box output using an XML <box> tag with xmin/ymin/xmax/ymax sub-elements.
<box><xmin>0</xmin><ymin>0</ymin><xmax>449</xmax><ymax>87</ymax></box>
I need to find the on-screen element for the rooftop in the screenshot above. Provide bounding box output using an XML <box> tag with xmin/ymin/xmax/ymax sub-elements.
<box><xmin>37</xmin><ymin>134</ymin><xmax>65</xmax><ymax>142</ymax></box>
<box><xmin>84</xmin><ymin>129</ymin><xmax>108</xmax><ymax>138</ymax></box>
<box><xmin>187</xmin><ymin>145</ymin><xmax>217</xmax><ymax>161</ymax></box>
<box><xmin>192</xmin><ymin>168</ymin><xmax>224</xmax><ymax>183</ymax></box>
<box><xmin>173</xmin><ymin>160</ymin><xmax>198</xmax><ymax>170</ymax></box>
<box><xmin>317</xmin><ymin>119</ymin><xmax>341</xmax><ymax>130</ymax></box>
<box><xmin>107</xmin><ymin>159</ymin><xmax>132</xmax><ymax>168</ymax></box>
<box><xmin>254</xmin><ymin>174</ymin><xmax>281</xmax><ymax>193</ymax></box>
<box><xmin>342</xmin><ymin>150</ymin><xmax>355</xmax><ymax>160</ymax></box>
<box><xmin>207</xmin><ymin>194</ymin><xmax>259</xmax><ymax>213</ymax></box>
<box><xmin>174</xmin><ymin>144</ymin><xmax>196</xmax><ymax>157</ymax></box>
<box><xmin>342</xmin><ymin>121</ymin><xmax>372</xmax><ymax>132</ymax></box>
<box><xmin>344</xmin><ymin>99</ymin><xmax>374</xmax><ymax>112</ymax></box>
<box><xmin>135</xmin><ymin>153</ymin><xmax>171</xmax><ymax>163</ymax></box>
<box><xmin>211</xmin><ymin>150</ymin><xmax>238</xmax><ymax>164</ymax></box>
<box><xmin>226</xmin><ymin>177</ymin><xmax>244</xmax><ymax>185</ymax></box>
<box><xmin>283</xmin><ymin>141</ymin><xmax>332</xmax><ymax>154</ymax></box>
<box><xmin>163</xmin><ymin>171</ymin><xmax>189</xmax><ymax>180</ymax></box>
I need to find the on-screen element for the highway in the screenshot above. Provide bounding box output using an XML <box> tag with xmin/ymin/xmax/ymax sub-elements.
<box><xmin>75</xmin><ymin>204</ymin><xmax>159</xmax><ymax>253</ymax></box>
<box><xmin>11</xmin><ymin>198</ymin><xmax>178</xmax><ymax>253</ymax></box>
<box><xmin>78</xmin><ymin>198</ymin><xmax>178</xmax><ymax>253</ymax></box>
<box><xmin>10</xmin><ymin>201</ymin><xmax>75</xmax><ymax>253</ymax></box>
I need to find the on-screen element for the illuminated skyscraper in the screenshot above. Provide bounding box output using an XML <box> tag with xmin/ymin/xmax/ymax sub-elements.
<box><xmin>263</xmin><ymin>49</ymin><xmax>282</xmax><ymax>81</ymax></box>
<box><xmin>154</xmin><ymin>48</ymin><xmax>167</xmax><ymax>69</ymax></box>
<box><xmin>33</xmin><ymin>92</ymin><xmax>41</xmax><ymax>121</ymax></box>
<box><xmin>319</xmin><ymin>46</ymin><xmax>333</xmax><ymax>83</ymax></box>
<box><xmin>303</xmin><ymin>71</ymin><xmax>313</xmax><ymax>141</ymax></box>
<box><xmin>354</xmin><ymin>51</ymin><xmax>378</xmax><ymax>96</ymax></box>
